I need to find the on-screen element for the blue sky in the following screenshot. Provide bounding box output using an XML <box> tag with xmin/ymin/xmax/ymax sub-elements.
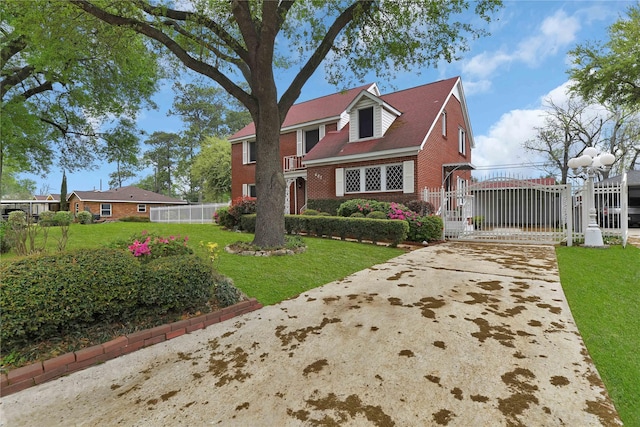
<box><xmin>24</xmin><ymin>0</ymin><xmax>634</xmax><ymax>194</ymax></box>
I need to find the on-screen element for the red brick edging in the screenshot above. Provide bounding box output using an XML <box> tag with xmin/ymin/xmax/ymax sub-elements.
<box><xmin>0</xmin><ymin>298</ymin><xmax>263</xmax><ymax>397</ymax></box>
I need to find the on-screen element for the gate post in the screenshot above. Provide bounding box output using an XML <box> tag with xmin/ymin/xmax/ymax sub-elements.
<box><xmin>565</xmin><ymin>183</ymin><xmax>573</xmax><ymax>247</ymax></box>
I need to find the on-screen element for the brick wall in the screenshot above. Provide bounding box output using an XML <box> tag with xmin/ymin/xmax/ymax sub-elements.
<box><xmin>67</xmin><ymin>195</ymin><xmax>179</xmax><ymax>221</ymax></box>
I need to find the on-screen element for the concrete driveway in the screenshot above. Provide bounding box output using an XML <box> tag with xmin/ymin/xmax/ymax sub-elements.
<box><xmin>0</xmin><ymin>242</ymin><xmax>621</xmax><ymax>426</ymax></box>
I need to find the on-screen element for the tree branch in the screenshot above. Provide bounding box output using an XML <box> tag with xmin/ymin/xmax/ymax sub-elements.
<box><xmin>278</xmin><ymin>1</ymin><xmax>374</xmax><ymax>120</ymax></box>
<box><xmin>1</xmin><ymin>64</ymin><xmax>35</xmax><ymax>99</ymax></box>
<box><xmin>1</xmin><ymin>34</ymin><xmax>27</xmax><ymax>69</ymax></box>
<box><xmin>71</xmin><ymin>0</ymin><xmax>255</xmax><ymax>111</ymax></box>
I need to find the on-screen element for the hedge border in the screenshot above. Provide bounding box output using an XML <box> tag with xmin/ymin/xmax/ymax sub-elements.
<box><xmin>0</xmin><ymin>298</ymin><xmax>262</xmax><ymax>397</ymax></box>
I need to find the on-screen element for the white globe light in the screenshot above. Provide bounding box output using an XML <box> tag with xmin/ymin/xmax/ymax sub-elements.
<box><xmin>577</xmin><ymin>154</ymin><xmax>593</xmax><ymax>167</ymax></box>
<box><xmin>600</xmin><ymin>152</ymin><xmax>615</xmax><ymax>166</ymax></box>
<box><xmin>567</xmin><ymin>158</ymin><xmax>579</xmax><ymax>169</ymax></box>
<box><xmin>583</xmin><ymin>147</ymin><xmax>598</xmax><ymax>158</ymax></box>
<box><xmin>592</xmin><ymin>156</ymin><xmax>603</xmax><ymax>168</ymax></box>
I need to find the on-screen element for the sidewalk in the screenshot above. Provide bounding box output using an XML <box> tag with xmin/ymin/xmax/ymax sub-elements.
<box><xmin>0</xmin><ymin>242</ymin><xmax>621</xmax><ymax>426</ymax></box>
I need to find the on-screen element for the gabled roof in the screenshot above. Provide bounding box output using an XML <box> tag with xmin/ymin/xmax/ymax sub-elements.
<box><xmin>228</xmin><ymin>83</ymin><xmax>377</xmax><ymax>141</ymax></box>
<box><xmin>304</xmin><ymin>77</ymin><xmax>463</xmax><ymax>164</ymax></box>
<box><xmin>68</xmin><ymin>186</ymin><xmax>187</xmax><ymax>204</ymax></box>
<box><xmin>33</xmin><ymin>194</ymin><xmax>59</xmax><ymax>201</ymax></box>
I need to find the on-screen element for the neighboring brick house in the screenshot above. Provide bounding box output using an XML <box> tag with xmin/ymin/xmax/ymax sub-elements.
<box><xmin>228</xmin><ymin>76</ymin><xmax>474</xmax><ymax>214</ymax></box>
<box><xmin>67</xmin><ymin>186</ymin><xmax>187</xmax><ymax>220</ymax></box>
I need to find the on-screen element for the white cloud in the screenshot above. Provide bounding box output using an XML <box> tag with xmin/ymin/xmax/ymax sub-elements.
<box><xmin>462</xmin><ymin>10</ymin><xmax>581</xmax><ymax>80</ymax></box>
<box><xmin>463</xmin><ymin>79</ymin><xmax>493</xmax><ymax>96</ymax></box>
<box><xmin>473</xmin><ymin>81</ymin><xmax>574</xmax><ymax>178</ymax></box>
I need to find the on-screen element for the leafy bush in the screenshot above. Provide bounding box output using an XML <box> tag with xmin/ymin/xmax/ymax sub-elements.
<box><xmin>301</xmin><ymin>209</ymin><xmax>320</xmax><ymax>215</ymax></box>
<box><xmin>53</xmin><ymin>211</ymin><xmax>73</xmax><ymax>226</ymax></box>
<box><xmin>337</xmin><ymin>199</ymin><xmax>391</xmax><ymax>217</ymax></box>
<box><xmin>0</xmin><ymin>249</ymin><xmax>215</xmax><ymax>350</ymax></box>
<box><xmin>405</xmin><ymin>200</ymin><xmax>436</xmax><ymax>216</ymax></box>
<box><xmin>139</xmin><ymin>255</ymin><xmax>213</xmax><ymax>315</ymax></box>
<box><xmin>119</xmin><ymin>216</ymin><xmax>150</xmax><ymax>222</ymax></box>
<box><xmin>76</xmin><ymin>211</ymin><xmax>93</xmax><ymax>224</ymax></box>
<box><xmin>0</xmin><ymin>249</ymin><xmax>142</xmax><ymax>348</ymax></box>
<box><xmin>214</xmin><ymin>206</ymin><xmax>235</xmax><ymax>228</ymax></box>
<box><xmin>214</xmin><ymin>277</ymin><xmax>242</xmax><ymax>308</ymax></box>
<box><xmin>38</xmin><ymin>211</ymin><xmax>56</xmax><ymax>227</ymax></box>
<box><xmin>366</xmin><ymin>211</ymin><xmax>388</xmax><ymax>219</ymax></box>
<box><xmin>350</xmin><ymin>212</ymin><xmax>365</xmax><ymax>217</ymax></box>
<box><xmin>122</xmin><ymin>230</ymin><xmax>192</xmax><ymax>262</ymax></box>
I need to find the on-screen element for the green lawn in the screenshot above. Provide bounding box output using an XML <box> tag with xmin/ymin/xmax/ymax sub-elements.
<box><xmin>556</xmin><ymin>245</ymin><xmax>640</xmax><ymax>426</ymax></box>
<box><xmin>0</xmin><ymin>222</ymin><xmax>405</xmax><ymax>305</ymax></box>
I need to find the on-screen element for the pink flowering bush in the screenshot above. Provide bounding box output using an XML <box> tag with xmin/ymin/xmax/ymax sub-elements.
<box><xmin>122</xmin><ymin>230</ymin><xmax>192</xmax><ymax>262</ymax></box>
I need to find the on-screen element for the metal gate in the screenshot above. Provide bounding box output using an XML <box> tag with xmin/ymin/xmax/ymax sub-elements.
<box><xmin>423</xmin><ymin>175</ymin><xmax>627</xmax><ymax>246</ymax></box>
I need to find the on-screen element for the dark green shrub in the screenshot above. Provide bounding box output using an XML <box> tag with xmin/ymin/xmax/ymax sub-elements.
<box><xmin>119</xmin><ymin>216</ymin><xmax>150</xmax><ymax>222</ymax></box>
<box><xmin>116</xmin><ymin>230</ymin><xmax>193</xmax><ymax>262</ymax></box>
<box><xmin>228</xmin><ymin>197</ymin><xmax>256</xmax><ymax>228</ymax></box>
<box><xmin>366</xmin><ymin>211</ymin><xmax>388</xmax><ymax>219</ymax></box>
<box><xmin>307</xmin><ymin>199</ymin><xmax>344</xmax><ymax>216</ymax></box>
<box><xmin>350</xmin><ymin>212</ymin><xmax>365</xmax><ymax>217</ymax></box>
<box><xmin>76</xmin><ymin>211</ymin><xmax>93</xmax><ymax>224</ymax></box>
<box><xmin>405</xmin><ymin>200</ymin><xmax>436</xmax><ymax>216</ymax></box>
<box><xmin>318</xmin><ymin>212</ymin><xmax>331</xmax><ymax>216</ymax></box>
<box><xmin>215</xmin><ymin>206</ymin><xmax>235</xmax><ymax>228</ymax></box>
<box><xmin>0</xmin><ymin>249</ymin><xmax>142</xmax><ymax>348</ymax></box>
<box><xmin>215</xmin><ymin>277</ymin><xmax>242</xmax><ymax>308</ymax></box>
<box><xmin>139</xmin><ymin>255</ymin><xmax>213</xmax><ymax>315</ymax></box>
<box><xmin>301</xmin><ymin>209</ymin><xmax>320</xmax><ymax>215</ymax></box>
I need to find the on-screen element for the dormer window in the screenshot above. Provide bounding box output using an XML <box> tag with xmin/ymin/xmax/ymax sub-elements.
<box><xmin>359</xmin><ymin>107</ymin><xmax>374</xmax><ymax>139</ymax></box>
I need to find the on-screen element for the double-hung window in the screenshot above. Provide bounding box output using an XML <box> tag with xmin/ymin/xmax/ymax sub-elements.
<box><xmin>137</xmin><ymin>204</ymin><xmax>146</xmax><ymax>213</ymax></box>
<box><xmin>242</xmin><ymin>141</ymin><xmax>256</xmax><ymax>164</ymax></box>
<box><xmin>101</xmin><ymin>203</ymin><xmax>112</xmax><ymax>217</ymax></box>
<box><xmin>305</xmin><ymin>128</ymin><xmax>320</xmax><ymax>153</ymax></box>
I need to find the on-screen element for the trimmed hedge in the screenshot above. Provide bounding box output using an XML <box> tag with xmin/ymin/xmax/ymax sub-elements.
<box><xmin>306</xmin><ymin>199</ymin><xmax>344</xmax><ymax>216</ymax></box>
<box><xmin>0</xmin><ymin>249</ymin><xmax>214</xmax><ymax>349</ymax></box>
<box><xmin>240</xmin><ymin>214</ymin><xmax>409</xmax><ymax>246</ymax></box>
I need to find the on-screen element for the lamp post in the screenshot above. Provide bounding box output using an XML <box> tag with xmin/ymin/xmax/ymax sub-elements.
<box><xmin>567</xmin><ymin>147</ymin><xmax>615</xmax><ymax>247</ymax></box>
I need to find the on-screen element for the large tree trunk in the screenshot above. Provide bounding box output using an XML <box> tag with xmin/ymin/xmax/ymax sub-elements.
<box><xmin>251</xmin><ymin>70</ymin><xmax>285</xmax><ymax>248</ymax></box>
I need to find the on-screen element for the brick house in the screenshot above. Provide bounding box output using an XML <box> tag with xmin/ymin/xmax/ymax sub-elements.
<box><xmin>228</xmin><ymin>76</ymin><xmax>474</xmax><ymax>214</ymax></box>
<box><xmin>67</xmin><ymin>186</ymin><xmax>187</xmax><ymax>220</ymax></box>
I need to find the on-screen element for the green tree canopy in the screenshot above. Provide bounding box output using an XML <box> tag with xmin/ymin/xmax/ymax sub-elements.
<box><xmin>0</xmin><ymin>0</ymin><xmax>160</xmax><ymax>193</ymax></box>
<box><xmin>191</xmin><ymin>136</ymin><xmax>232</xmax><ymax>203</ymax></box>
<box><xmin>73</xmin><ymin>0</ymin><xmax>502</xmax><ymax>247</ymax></box>
<box><xmin>569</xmin><ymin>4</ymin><xmax>640</xmax><ymax>111</ymax></box>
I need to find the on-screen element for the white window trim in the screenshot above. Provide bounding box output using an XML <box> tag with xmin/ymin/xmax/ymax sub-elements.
<box><xmin>297</xmin><ymin>125</ymin><xmax>325</xmax><ymax>156</ymax></box>
<box><xmin>100</xmin><ymin>203</ymin><xmax>112</xmax><ymax>217</ymax></box>
<box><xmin>441</xmin><ymin>111</ymin><xmax>447</xmax><ymax>137</ymax></box>
<box><xmin>242</xmin><ymin>140</ymin><xmax>256</xmax><ymax>164</ymax></box>
<box><xmin>458</xmin><ymin>127</ymin><xmax>466</xmax><ymax>155</ymax></box>
<box><xmin>137</xmin><ymin>204</ymin><xmax>147</xmax><ymax>213</ymax></box>
<box><xmin>242</xmin><ymin>183</ymin><xmax>256</xmax><ymax>198</ymax></box>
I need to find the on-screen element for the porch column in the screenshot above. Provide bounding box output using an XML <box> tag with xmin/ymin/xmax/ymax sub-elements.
<box><xmin>284</xmin><ymin>178</ymin><xmax>296</xmax><ymax>214</ymax></box>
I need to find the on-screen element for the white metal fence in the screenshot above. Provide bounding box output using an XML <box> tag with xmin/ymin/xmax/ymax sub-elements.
<box><xmin>150</xmin><ymin>203</ymin><xmax>229</xmax><ymax>224</ymax></box>
<box><xmin>422</xmin><ymin>174</ymin><xmax>628</xmax><ymax>246</ymax></box>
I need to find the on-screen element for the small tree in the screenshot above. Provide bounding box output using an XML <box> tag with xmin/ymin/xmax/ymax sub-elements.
<box><xmin>60</xmin><ymin>171</ymin><xmax>68</xmax><ymax>211</ymax></box>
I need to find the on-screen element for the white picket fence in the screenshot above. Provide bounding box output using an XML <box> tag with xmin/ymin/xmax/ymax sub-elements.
<box><xmin>423</xmin><ymin>174</ymin><xmax>628</xmax><ymax>246</ymax></box>
<box><xmin>150</xmin><ymin>203</ymin><xmax>229</xmax><ymax>224</ymax></box>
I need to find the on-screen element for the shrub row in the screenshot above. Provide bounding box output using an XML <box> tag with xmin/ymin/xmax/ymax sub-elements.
<box><xmin>0</xmin><ymin>249</ymin><xmax>215</xmax><ymax>350</ymax></box>
<box><xmin>240</xmin><ymin>214</ymin><xmax>409</xmax><ymax>246</ymax></box>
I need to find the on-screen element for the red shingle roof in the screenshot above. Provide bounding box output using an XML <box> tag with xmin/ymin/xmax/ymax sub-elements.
<box><xmin>229</xmin><ymin>83</ymin><xmax>376</xmax><ymax>140</ymax></box>
<box><xmin>304</xmin><ymin>77</ymin><xmax>460</xmax><ymax>162</ymax></box>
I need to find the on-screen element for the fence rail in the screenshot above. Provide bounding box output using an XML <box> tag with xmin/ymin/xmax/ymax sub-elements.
<box><xmin>150</xmin><ymin>203</ymin><xmax>228</xmax><ymax>224</ymax></box>
<box><xmin>422</xmin><ymin>174</ymin><xmax>628</xmax><ymax>246</ymax></box>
